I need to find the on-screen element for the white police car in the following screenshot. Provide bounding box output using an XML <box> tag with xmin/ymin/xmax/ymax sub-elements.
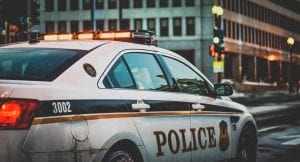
<box><xmin>0</xmin><ymin>31</ymin><xmax>257</xmax><ymax>162</ymax></box>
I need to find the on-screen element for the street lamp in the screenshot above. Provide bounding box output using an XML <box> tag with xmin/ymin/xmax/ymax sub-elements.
<box><xmin>287</xmin><ymin>36</ymin><xmax>295</xmax><ymax>93</ymax></box>
<box><xmin>287</xmin><ymin>37</ymin><xmax>295</xmax><ymax>46</ymax></box>
<box><xmin>212</xmin><ymin>5</ymin><xmax>224</xmax><ymax>16</ymax></box>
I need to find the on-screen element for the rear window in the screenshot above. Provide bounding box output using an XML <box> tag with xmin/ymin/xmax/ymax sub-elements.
<box><xmin>0</xmin><ymin>48</ymin><xmax>86</xmax><ymax>81</ymax></box>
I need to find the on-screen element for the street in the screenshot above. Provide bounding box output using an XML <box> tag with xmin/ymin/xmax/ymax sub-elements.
<box><xmin>246</xmin><ymin>99</ymin><xmax>300</xmax><ymax>162</ymax></box>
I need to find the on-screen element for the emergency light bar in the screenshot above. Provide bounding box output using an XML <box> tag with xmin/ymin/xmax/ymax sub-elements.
<box><xmin>39</xmin><ymin>30</ymin><xmax>157</xmax><ymax>46</ymax></box>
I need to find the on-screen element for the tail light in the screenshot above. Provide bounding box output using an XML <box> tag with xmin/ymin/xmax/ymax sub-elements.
<box><xmin>0</xmin><ymin>99</ymin><xmax>39</xmax><ymax>129</ymax></box>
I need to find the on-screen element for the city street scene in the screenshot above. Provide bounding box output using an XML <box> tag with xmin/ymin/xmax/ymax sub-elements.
<box><xmin>0</xmin><ymin>0</ymin><xmax>299</xmax><ymax>162</ymax></box>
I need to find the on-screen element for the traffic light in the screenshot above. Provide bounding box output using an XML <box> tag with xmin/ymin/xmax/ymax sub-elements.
<box><xmin>31</xmin><ymin>0</ymin><xmax>40</xmax><ymax>25</ymax></box>
<box><xmin>213</xmin><ymin>28</ymin><xmax>224</xmax><ymax>53</ymax></box>
<box><xmin>209</xmin><ymin>44</ymin><xmax>217</xmax><ymax>57</ymax></box>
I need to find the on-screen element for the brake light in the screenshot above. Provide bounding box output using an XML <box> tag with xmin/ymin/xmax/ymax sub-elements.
<box><xmin>0</xmin><ymin>99</ymin><xmax>39</xmax><ymax>129</ymax></box>
<box><xmin>0</xmin><ymin>102</ymin><xmax>21</xmax><ymax>124</ymax></box>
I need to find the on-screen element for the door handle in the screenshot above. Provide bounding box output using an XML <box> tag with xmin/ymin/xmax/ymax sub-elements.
<box><xmin>192</xmin><ymin>102</ymin><xmax>205</xmax><ymax>111</ymax></box>
<box><xmin>132</xmin><ymin>100</ymin><xmax>150</xmax><ymax>112</ymax></box>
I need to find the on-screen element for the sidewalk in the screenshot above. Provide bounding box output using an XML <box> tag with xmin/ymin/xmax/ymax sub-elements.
<box><xmin>230</xmin><ymin>91</ymin><xmax>300</xmax><ymax>117</ymax></box>
<box><xmin>230</xmin><ymin>91</ymin><xmax>300</xmax><ymax>106</ymax></box>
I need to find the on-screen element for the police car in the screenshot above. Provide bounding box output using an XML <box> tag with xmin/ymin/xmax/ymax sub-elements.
<box><xmin>0</xmin><ymin>31</ymin><xmax>257</xmax><ymax>162</ymax></box>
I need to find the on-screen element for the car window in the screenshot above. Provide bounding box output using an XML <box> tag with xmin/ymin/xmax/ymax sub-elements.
<box><xmin>103</xmin><ymin>58</ymin><xmax>135</xmax><ymax>89</ymax></box>
<box><xmin>0</xmin><ymin>48</ymin><xmax>86</xmax><ymax>81</ymax></box>
<box><xmin>123</xmin><ymin>53</ymin><xmax>169</xmax><ymax>91</ymax></box>
<box><xmin>162</xmin><ymin>56</ymin><xmax>209</xmax><ymax>95</ymax></box>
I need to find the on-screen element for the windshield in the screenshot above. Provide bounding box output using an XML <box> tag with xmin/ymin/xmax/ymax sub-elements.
<box><xmin>0</xmin><ymin>48</ymin><xmax>86</xmax><ymax>81</ymax></box>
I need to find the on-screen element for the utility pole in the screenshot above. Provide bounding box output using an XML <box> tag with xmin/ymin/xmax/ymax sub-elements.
<box><xmin>4</xmin><ymin>20</ymin><xmax>8</xmax><ymax>43</ymax></box>
<box><xmin>90</xmin><ymin>0</ymin><xmax>96</xmax><ymax>31</ymax></box>
<box><xmin>118</xmin><ymin>0</ymin><xmax>123</xmax><ymax>30</ymax></box>
<box><xmin>27</xmin><ymin>0</ymin><xmax>31</xmax><ymax>41</ymax></box>
<box><xmin>287</xmin><ymin>37</ymin><xmax>295</xmax><ymax>93</ymax></box>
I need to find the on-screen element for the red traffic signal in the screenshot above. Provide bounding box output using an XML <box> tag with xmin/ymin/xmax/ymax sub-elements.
<box><xmin>209</xmin><ymin>44</ymin><xmax>218</xmax><ymax>57</ymax></box>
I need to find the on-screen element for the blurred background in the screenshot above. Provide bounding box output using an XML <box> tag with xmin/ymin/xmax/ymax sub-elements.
<box><xmin>1</xmin><ymin>1</ymin><xmax>300</xmax><ymax>161</ymax></box>
<box><xmin>0</xmin><ymin>0</ymin><xmax>299</xmax><ymax>94</ymax></box>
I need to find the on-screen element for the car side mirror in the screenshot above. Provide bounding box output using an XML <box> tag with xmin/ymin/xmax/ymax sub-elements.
<box><xmin>214</xmin><ymin>84</ymin><xmax>233</xmax><ymax>96</ymax></box>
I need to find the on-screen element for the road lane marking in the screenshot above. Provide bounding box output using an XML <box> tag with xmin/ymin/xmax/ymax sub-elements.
<box><xmin>249</xmin><ymin>101</ymin><xmax>300</xmax><ymax>115</ymax></box>
<box><xmin>258</xmin><ymin>126</ymin><xmax>279</xmax><ymax>133</ymax></box>
<box><xmin>281</xmin><ymin>138</ymin><xmax>300</xmax><ymax>146</ymax></box>
<box><xmin>276</xmin><ymin>135</ymin><xmax>300</xmax><ymax>139</ymax></box>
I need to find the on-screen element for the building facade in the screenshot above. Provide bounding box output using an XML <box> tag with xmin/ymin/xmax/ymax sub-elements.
<box><xmin>219</xmin><ymin>0</ymin><xmax>300</xmax><ymax>83</ymax></box>
<box><xmin>38</xmin><ymin>0</ymin><xmax>300</xmax><ymax>83</ymax></box>
<box><xmin>39</xmin><ymin>0</ymin><xmax>215</xmax><ymax>80</ymax></box>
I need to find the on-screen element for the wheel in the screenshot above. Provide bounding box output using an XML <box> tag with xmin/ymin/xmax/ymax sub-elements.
<box><xmin>102</xmin><ymin>143</ymin><xmax>143</xmax><ymax>162</ymax></box>
<box><xmin>235</xmin><ymin>125</ymin><xmax>257</xmax><ymax>162</ymax></box>
<box><xmin>104</xmin><ymin>150</ymin><xmax>134</xmax><ymax>162</ymax></box>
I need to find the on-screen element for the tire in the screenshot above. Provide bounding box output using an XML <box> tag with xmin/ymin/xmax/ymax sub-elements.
<box><xmin>103</xmin><ymin>144</ymin><xmax>143</xmax><ymax>162</ymax></box>
<box><xmin>235</xmin><ymin>125</ymin><xmax>257</xmax><ymax>162</ymax></box>
<box><xmin>104</xmin><ymin>150</ymin><xmax>134</xmax><ymax>162</ymax></box>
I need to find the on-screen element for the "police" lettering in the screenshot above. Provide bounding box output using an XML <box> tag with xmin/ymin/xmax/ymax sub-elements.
<box><xmin>52</xmin><ymin>101</ymin><xmax>72</xmax><ymax>114</ymax></box>
<box><xmin>153</xmin><ymin>127</ymin><xmax>216</xmax><ymax>156</ymax></box>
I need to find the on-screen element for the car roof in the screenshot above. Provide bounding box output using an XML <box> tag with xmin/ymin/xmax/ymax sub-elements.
<box><xmin>0</xmin><ymin>40</ymin><xmax>109</xmax><ymax>51</ymax></box>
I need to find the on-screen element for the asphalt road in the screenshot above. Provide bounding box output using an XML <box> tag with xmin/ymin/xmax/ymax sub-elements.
<box><xmin>250</xmin><ymin>101</ymin><xmax>300</xmax><ymax>162</ymax></box>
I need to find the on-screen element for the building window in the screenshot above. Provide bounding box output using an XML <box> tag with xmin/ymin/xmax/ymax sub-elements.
<box><xmin>232</xmin><ymin>22</ymin><xmax>236</xmax><ymax>39</ymax></box>
<box><xmin>159</xmin><ymin>0</ymin><xmax>168</xmax><ymax>7</ymax></box>
<box><xmin>240</xmin><ymin>24</ymin><xmax>244</xmax><ymax>41</ymax></box>
<box><xmin>96</xmin><ymin>0</ymin><xmax>104</xmax><ymax>9</ymax></box>
<box><xmin>134</xmin><ymin>0</ymin><xmax>143</xmax><ymax>8</ymax></box>
<box><xmin>45</xmin><ymin>0</ymin><xmax>54</xmax><ymax>12</ymax></box>
<box><xmin>108</xmin><ymin>0</ymin><xmax>117</xmax><ymax>9</ymax></box>
<box><xmin>58</xmin><ymin>0</ymin><xmax>67</xmax><ymax>11</ymax></box>
<box><xmin>222</xmin><ymin>0</ymin><xmax>227</xmax><ymax>9</ymax></box>
<box><xmin>185</xmin><ymin>0</ymin><xmax>194</xmax><ymax>6</ymax></box>
<box><xmin>70</xmin><ymin>21</ymin><xmax>79</xmax><ymax>33</ymax></box>
<box><xmin>237</xmin><ymin>23</ymin><xmax>240</xmax><ymax>40</ymax></box>
<box><xmin>83</xmin><ymin>20</ymin><xmax>92</xmax><ymax>32</ymax></box>
<box><xmin>120</xmin><ymin>0</ymin><xmax>129</xmax><ymax>8</ymax></box>
<box><xmin>147</xmin><ymin>0</ymin><xmax>155</xmax><ymax>7</ymax></box>
<box><xmin>257</xmin><ymin>29</ymin><xmax>261</xmax><ymax>45</ymax></box>
<box><xmin>245</xmin><ymin>25</ymin><xmax>249</xmax><ymax>42</ymax></box>
<box><xmin>186</xmin><ymin>17</ymin><xmax>195</xmax><ymax>35</ymax></box>
<box><xmin>173</xmin><ymin>17</ymin><xmax>182</xmax><ymax>36</ymax></box>
<box><xmin>58</xmin><ymin>21</ymin><xmax>67</xmax><ymax>33</ymax></box>
<box><xmin>173</xmin><ymin>0</ymin><xmax>181</xmax><ymax>7</ymax></box>
<box><xmin>45</xmin><ymin>21</ymin><xmax>54</xmax><ymax>33</ymax></box>
<box><xmin>134</xmin><ymin>19</ymin><xmax>143</xmax><ymax>30</ymax></box>
<box><xmin>147</xmin><ymin>18</ymin><xmax>156</xmax><ymax>32</ymax></box>
<box><xmin>121</xmin><ymin>19</ymin><xmax>130</xmax><ymax>30</ymax></box>
<box><xmin>83</xmin><ymin>0</ymin><xmax>90</xmax><ymax>10</ymax></box>
<box><xmin>108</xmin><ymin>19</ymin><xmax>117</xmax><ymax>31</ymax></box>
<box><xmin>96</xmin><ymin>20</ymin><xmax>104</xmax><ymax>31</ymax></box>
<box><xmin>251</xmin><ymin>27</ymin><xmax>255</xmax><ymax>44</ymax></box>
<box><xmin>160</xmin><ymin>18</ymin><xmax>168</xmax><ymax>36</ymax></box>
<box><xmin>70</xmin><ymin>0</ymin><xmax>79</xmax><ymax>10</ymax></box>
<box><xmin>223</xmin><ymin>19</ymin><xmax>227</xmax><ymax>37</ymax></box>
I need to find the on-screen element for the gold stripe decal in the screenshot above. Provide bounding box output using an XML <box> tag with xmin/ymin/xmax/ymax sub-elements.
<box><xmin>32</xmin><ymin>111</ymin><xmax>240</xmax><ymax>125</ymax></box>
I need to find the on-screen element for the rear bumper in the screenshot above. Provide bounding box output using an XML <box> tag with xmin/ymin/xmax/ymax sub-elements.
<box><xmin>0</xmin><ymin>130</ymin><xmax>108</xmax><ymax>162</ymax></box>
<box><xmin>0</xmin><ymin>130</ymin><xmax>29</xmax><ymax>162</ymax></box>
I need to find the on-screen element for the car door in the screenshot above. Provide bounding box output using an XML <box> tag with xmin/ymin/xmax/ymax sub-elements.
<box><xmin>161</xmin><ymin>55</ymin><xmax>233</xmax><ymax>161</ymax></box>
<box><xmin>102</xmin><ymin>51</ymin><xmax>192</xmax><ymax>162</ymax></box>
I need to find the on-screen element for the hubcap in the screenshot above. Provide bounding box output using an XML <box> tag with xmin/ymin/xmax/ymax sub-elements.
<box><xmin>109</xmin><ymin>151</ymin><xmax>134</xmax><ymax>162</ymax></box>
<box><xmin>241</xmin><ymin>148</ymin><xmax>248</xmax><ymax>161</ymax></box>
